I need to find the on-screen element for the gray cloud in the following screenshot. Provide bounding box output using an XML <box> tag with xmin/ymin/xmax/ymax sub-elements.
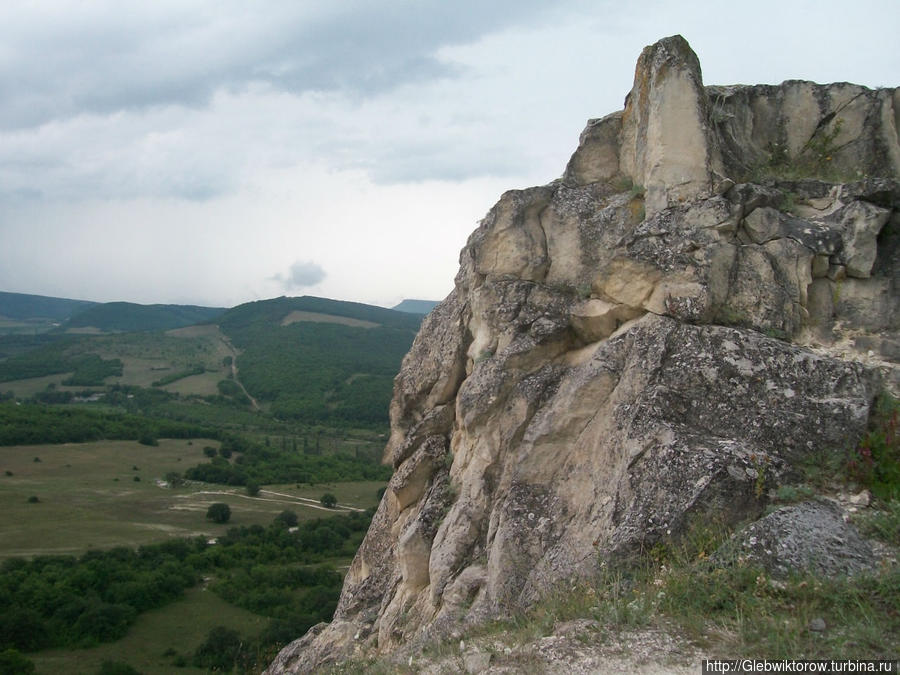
<box><xmin>274</xmin><ymin>261</ymin><xmax>327</xmax><ymax>290</ymax></box>
<box><xmin>0</xmin><ymin>1</ymin><xmax>566</xmax><ymax>130</ymax></box>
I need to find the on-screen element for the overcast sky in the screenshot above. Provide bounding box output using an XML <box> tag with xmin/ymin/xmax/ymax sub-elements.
<box><xmin>1</xmin><ymin>1</ymin><xmax>898</xmax><ymax>309</ymax></box>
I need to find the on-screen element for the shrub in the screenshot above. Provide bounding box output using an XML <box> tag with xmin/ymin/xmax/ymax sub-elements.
<box><xmin>96</xmin><ymin>661</ymin><xmax>141</xmax><ymax>675</ymax></box>
<box><xmin>274</xmin><ymin>510</ymin><xmax>298</xmax><ymax>528</ymax></box>
<box><xmin>206</xmin><ymin>503</ymin><xmax>231</xmax><ymax>524</ymax></box>
<box><xmin>26</xmin><ymin>496</ymin><xmax>39</xmax><ymax>504</ymax></box>
<box><xmin>164</xmin><ymin>471</ymin><xmax>184</xmax><ymax>488</ymax></box>
<box><xmin>0</xmin><ymin>649</ymin><xmax>35</xmax><ymax>675</ymax></box>
<box><xmin>848</xmin><ymin>393</ymin><xmax>899</xmax><ymax>500</ymax></box>
<box><xmin>320</xmin><ymin>493</ymin><xmax>337</xmax><ymax>508</ymax></box>
<box><xmin>193</xmin><ymin>626</ymin><xmax>242</xmax><ymax>671</ymax></box>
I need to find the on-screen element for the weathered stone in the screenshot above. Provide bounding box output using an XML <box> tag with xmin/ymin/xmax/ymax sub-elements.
<box><xmin>570</xmin><ymin>298</ymin><xmax>643</xmax><ymax>342</ymax></box>
<box><xmin>563</xmin><ymin>111</ymin><xmax>622</xmax><ymax>186</ymax></box>
<box><xmin>463</xmin><ymin>649</ymin><xmax>491</xmax><ymax>674</ymax></box>
<box><xmin>620</xmin><ymin>35</ymin><xmax>718</xmax><ymax>217</ymax></box>
<box><xmin>709</xmin><ymin>82</ymin><xmax>900</xmax><ymax>181</ymax></box>
<box><xmin>825</xmin><ymin>200</ymin><xmax>891</xmax><ymax>278</ymax></box>
<box><xmin>809</xmin><ymin>617</ymin><xmax>827</xmax><ymax>633</ymax></box>
<box><xmin>715</xmin><ymin>500</ymin><xmax>876</xmax><ymax>578</ymax></box>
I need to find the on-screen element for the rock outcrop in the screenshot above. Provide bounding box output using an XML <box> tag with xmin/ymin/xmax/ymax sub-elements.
<box><xmin>266</xmin><ymin>35</ymin><xmax>899</xmax><ymax>674</ymax></box>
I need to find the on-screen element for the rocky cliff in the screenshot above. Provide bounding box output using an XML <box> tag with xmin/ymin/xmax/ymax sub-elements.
<box><xmin>266</xmin><ymin>35</ymin><xmax>899</xmax><ymax>673</ymax></box>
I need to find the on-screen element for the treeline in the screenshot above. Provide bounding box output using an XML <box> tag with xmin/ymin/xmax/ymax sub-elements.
<box><xmin>0</xmin><ymin>338</ymin><xmax>122</xmax><ymax>386</ymax></box>
<box><xmin>63</xmin><ymin>301</ymin><xmax>225</xmax><ymax>333</ymax></box>
<box><xmin>184</xmin><ymin>435</ymin><xmax>391</xmax><ymax>485</ymax></box>
<box><xmin>151</xmin><ymin>365</ymin><xmax>205</xmax><ymax>387</ymax></box>
<box><xmin>61</xmin><ymin>354</ymin><xmax>123</xmax><ymax>386</ymax></box>
<box><xmin>0</xmin><ymin>510</ymin><xmax>371</xmax><ymax>655</ymax></box>
<box><xmin>0</xmin><ymin>402</ymin><xmax>213</xmax><ymax>446</ymax></box>
<box><xmin>0</xmin><ymin>541</ymin><xmax>197</xmax><ymax>650</ymax></box>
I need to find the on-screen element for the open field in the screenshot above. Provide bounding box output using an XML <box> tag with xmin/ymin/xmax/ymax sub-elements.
<box><xmin>30</xmin><ymin>585</ymin><xmax>270</xmax><ymax>675</ymax></box>
<box><xmin>280</xmin><ymin>310</ymin><xmax>380</xmax><ymax>329</ymax></box>
<box><xmin>0</xmin><ymin>316</ymin><xmax>58</xmax><ymax>335</ymax></box>
<box><xmin>0</xmin><ymin>439</ymin><xmax>385</xmax><ymax>558</ymax></box>
<box><xmin>0</xmin><ymin>372</ymin><xmax>78</xmax><ymax>397</ymax></box>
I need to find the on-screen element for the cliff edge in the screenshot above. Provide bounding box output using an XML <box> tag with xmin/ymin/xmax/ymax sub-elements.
<box><xmin>266</xmin><ymin>35</ymin><xmax>900</xmax><ymax>673</ymax></box>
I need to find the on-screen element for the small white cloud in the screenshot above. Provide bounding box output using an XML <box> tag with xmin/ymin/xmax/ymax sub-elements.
<box><xmin>273</xmin><ymin>260</ymin><xmax>326</xmax><ymax>289</ymax></box>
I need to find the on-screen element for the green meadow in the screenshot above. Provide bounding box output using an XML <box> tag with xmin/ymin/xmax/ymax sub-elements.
<box><xmin>0</xmin><ymin>438</ymin><xmax>383</xmax><ymax>558</ymax></box>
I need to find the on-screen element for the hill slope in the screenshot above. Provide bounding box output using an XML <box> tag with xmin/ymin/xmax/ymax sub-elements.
<box><xmin>391</xmin><ymin>299</ymin><xmax>439</xmax><ymax>315</ymax></box>
<box><xmin>0</xmin><ymin>291</ymin><xmax>96</xmax><ymax>321</ymax></box>
<box><xmin>218</xmin><ymin>296</ymin><xmax>421</xmax><ymax>426</ymax></box>
<box><xmin>65</xmin><ymin>301</ymin><xmax>225</xmax><ymax>333</ymax></box>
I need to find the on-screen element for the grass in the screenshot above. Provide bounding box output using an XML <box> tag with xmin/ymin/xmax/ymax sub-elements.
<box><xmin>29</xmin><ymin>585</ymin><xmax>269</xmax><ymax>675</ymax></box>
<box><xmin>0</xmin><ymin>373</ymin><xmax>77</xmax><ymax>397</ymax></box>
<box><xmin>430</xmin><ymin>509</ymin><xmax>900</xmax><ymax>663</ymax></box>
<box><xmin>854</xmin><ymin>500</ymin><xmax>900</xmax><ymax>544</ymax></box>
<box><xmin>0</xmin><ymin>439</ymin><xmax>384</xmax><ymax>558</ymax></box>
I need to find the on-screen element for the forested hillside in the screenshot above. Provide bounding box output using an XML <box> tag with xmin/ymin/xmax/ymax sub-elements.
<box><xmin>64</xmin><ymin>301</ymin><xmax>225</xmax><ymax>332</ymax></box>
<box><xmin>218</xmin><ymin>296</ymin><xmax>421</xmax><ymax>426</ymax></box>
<box><xmin>0</xmin><ymin>291</ymin><xmax>96</xmax><ymax>321</ymax></box>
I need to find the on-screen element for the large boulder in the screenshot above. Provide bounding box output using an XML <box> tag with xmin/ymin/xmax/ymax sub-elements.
<box><xmin>715</xmin><ymin>500</ymin><xmax>877</xmax><ymax>578</ymax></box>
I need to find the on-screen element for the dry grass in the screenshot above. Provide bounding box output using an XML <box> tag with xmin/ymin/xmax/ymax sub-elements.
<box><xmin>280</xmin><ymin>310</ymin><xmax>380</xmax><ymax>329</ymax></box>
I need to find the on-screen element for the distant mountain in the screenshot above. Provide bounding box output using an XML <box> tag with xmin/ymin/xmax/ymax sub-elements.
<box><xmin>65</xmin><ymin>302</ymin><xmax>226</xmax><ymax>333</ymax></box>
<box><xmin>0</xmin><ymin>291</ymin><xmax>97</xmax><ymax>321</ymax></box>
<box><xmin>391</xmin><ymin>299</ymin><xmax>439</xmax><ymax>315</ymax></box>
<box><xmin>218</xmin><ymin>295</ymin><xmax>422</xmax><ymax>337</ymax></box>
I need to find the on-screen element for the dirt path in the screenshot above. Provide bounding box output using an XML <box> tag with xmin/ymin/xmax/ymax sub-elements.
<box><xmin>219</xmin><ymin>334</ymin><xmax>260</xmax><ymax>410</ymax></box>
<box><xmin>187</xmin><ymin>488</ymin><xmax>362</xmax><ymax>514</ymax></box>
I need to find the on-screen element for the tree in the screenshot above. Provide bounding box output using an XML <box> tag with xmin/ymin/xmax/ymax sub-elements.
<box><xmin>206</xmin><ymin>503</ymin><xmax>231</xmax><ymax>524</ymax></box>
<box><xmin>203</xmin><ymin>446</ymin><xmax>217</xmax><ymax>458</ymax></box>
<box><xmin>274</xmin><ymin>510</ymin><xmax>298</xmax><ymax>528</ymax></box>
<box><xmin>164</xmin><ymin>471</ymin><xmax>184</xmax><ymax>488</ymax></box>
<box><xmin>245</xmin><ymin>481</ymin><xmax>260</xmax><ymax>497</ymax></box>
<box><xmin>319</xmin><ymin>493</ymin><xmax>337</xmax><ymax>508</ymax></box>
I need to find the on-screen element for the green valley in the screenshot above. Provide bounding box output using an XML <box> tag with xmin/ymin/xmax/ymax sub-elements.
<box><xmin>0</xmin><ymin>291</ymin><xmax>430</xmax><ymax>674</ymax></box>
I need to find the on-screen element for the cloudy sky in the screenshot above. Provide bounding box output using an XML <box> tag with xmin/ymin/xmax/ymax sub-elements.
<box><xmin>1</xmin><ymin>1</ymin><xmax>898</xmax><ymax>309</ymax></box>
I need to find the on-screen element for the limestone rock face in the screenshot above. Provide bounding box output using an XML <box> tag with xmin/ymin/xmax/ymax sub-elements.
<box><xmin>266</xmin><ymin>35</ymin><xmax>899</xmax><ymax>674</ymax></box>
